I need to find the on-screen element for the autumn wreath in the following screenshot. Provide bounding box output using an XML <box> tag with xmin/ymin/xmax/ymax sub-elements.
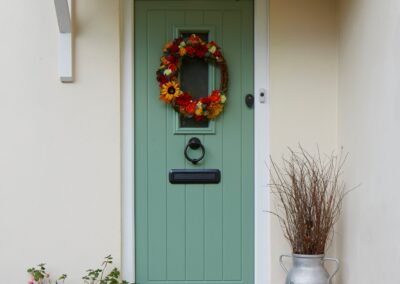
<box><xmin>156</xmin><ymin>34</ymin><xmax>228</xmax><ymax>120</ymax></box>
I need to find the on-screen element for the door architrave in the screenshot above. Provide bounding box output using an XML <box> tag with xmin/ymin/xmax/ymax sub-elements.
<box><xmin>120</xmin><ymin>0</ymin><xmax>271</xmax><ymax>283</ymax></box>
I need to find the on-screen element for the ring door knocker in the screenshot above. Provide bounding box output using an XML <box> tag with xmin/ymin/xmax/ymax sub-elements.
<box><xmin>184</xmin><ymin>137</ymin><xmax>205</xmax><ymax>165</ymax></box>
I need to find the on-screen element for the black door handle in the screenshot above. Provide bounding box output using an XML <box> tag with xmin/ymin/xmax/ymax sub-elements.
<box><xmin>184</xmin><ymin>137</ymin><xmax>205</xmax><ymax>165</ymax></box>
<box><xmin>245</xmin><ymin>94</ymin><xmax>254</xmax><ymax>108</ymax></box>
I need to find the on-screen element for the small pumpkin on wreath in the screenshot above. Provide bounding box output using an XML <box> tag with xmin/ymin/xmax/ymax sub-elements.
<box><xmin>156</xmin><ymin>34</ymin><xmax>228</xmax><ymax>121</ymax></box>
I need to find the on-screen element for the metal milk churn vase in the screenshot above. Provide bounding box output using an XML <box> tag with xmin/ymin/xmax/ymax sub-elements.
<box><xmin>279</xmin><ymin>254</ymin><xmax>340</xmax><ymax>284</ymax></box>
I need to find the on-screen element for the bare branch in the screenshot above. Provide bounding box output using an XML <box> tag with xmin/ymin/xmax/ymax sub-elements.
<box><xmin>269</xmin><ymin>146</ymin><xmax>352</xmax><ymax>255</ymax></box>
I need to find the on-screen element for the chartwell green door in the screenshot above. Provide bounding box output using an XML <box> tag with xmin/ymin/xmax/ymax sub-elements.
<box><xmin>134</xmin><ymin>1</ymin><xmax>254</xmax><ymax>284</ymax></box>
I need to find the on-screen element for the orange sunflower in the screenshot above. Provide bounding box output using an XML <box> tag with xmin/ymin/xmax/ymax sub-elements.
<box><xmin>160</xmin><ymin>81</ymin><xmax>180</xmax><ymax>103</ymax></box>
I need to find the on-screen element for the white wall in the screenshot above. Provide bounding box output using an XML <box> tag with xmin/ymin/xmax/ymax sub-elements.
<box><xmin>0</xmin><ymin>1</ymin><xmax>121</xmax><ymax>283</ymax></box>
<box><xmin>337</xmin><ymin>0</ymin><xmax>400</xmax><ymax>283</ymax></box>
<box><xmin>269</xmin><ymin>0</ymin><xmax>338</xmax><ymax>282</ymax></box>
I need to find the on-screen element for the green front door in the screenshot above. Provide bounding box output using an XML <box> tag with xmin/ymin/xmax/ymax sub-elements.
<box><xmin>134</xmin><ymin>1</ymin><xmax>254</xmax><ymax>284</ymax></box>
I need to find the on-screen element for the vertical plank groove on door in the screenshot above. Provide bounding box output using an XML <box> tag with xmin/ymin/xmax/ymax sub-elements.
<box><xmin>147</xmin><ymin>10</ymin><xmax>167</xmax><ymax>281</ymax></box>
<box><xmin>164</xmin><ymin>12</ymin><xmax>168</xmax><ymax>282</ymax></box>
<box><xmin>222</xmin><ymin>10</ymin><xmax>242</xmax><ymax>281</ymax></box>
<box><xmin>200</xmin><ymin>14</ymin><xmax>207</xmax><ymax>282</ymax></box>
<box><xmin>203</xmin><ymin>10</ymin><xmax>223</xmax><ymax>281</ymax></box>
<box><xmin>203</xmin><ymin>165</ymin><xmax>206</xmax><ymax>282</ymax></box>
<box><xmin>221</xmin><ymin>17</ymin><xmax>225</xmax><ymax>280</ymax></box>
<box><xmin>238</xmin><ymin>10</ymin><xmax>245</xmax><ymax>277</ymax></box>
<box><xmin>221</xmin><ymin>122</ymin><xmax>224</xmax><ymax>281</ymax></box>
<box><xmin>166</xmin><ymin>10</ymin><xmax>186</xmax><ymax>281</ymax></box>
<box><xmin>134</xmin><ymin>3</ymin><xmax>149</xmax><ymax>284</ymax></box>
<box><xmin>184</xmin><ymin>9</ymin><xmax>206</xmax><ymax>282</ymax></box>
<box><xmin>184</xmin><ymin>136</ymin><xmax>206</xmax><ymax>281</ymax></box>
<box><xmin>238</xmin><ymin>11</ymin><xmax>244</xmax><ymax>282</ymax></box>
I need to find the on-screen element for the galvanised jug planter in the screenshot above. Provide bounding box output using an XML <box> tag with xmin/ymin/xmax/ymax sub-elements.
<box><xmin>280</xmin><ymin>254</ymin><xmax>340</xmax><ymax>284</ymax></box>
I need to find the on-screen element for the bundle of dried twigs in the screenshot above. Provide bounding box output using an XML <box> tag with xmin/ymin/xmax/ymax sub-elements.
<box><xmin>269</xmin><ymin>146</ymin><xmax>347</xmax><ymax>255</ymax></box>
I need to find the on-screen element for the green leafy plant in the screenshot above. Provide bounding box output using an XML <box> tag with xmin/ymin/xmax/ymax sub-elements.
<box><xmin>27</xmin><ymin>263</ymin><xmax>67</xmax><ymax>284</ymax></box>
<box><xmin>82</xmin><ymin>255</ymin><xmax>131</xmax><ymax>284</ymax></box>
<box><xmin>27</xmin><ymin>255</ymin><xmax>131</xmax><ymax>284</ymax></box>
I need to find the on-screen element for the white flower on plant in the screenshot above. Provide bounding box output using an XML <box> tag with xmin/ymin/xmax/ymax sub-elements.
<box><xmin>163</xmin><ymin>69</ymin><xmax>172</xmax><ymax>76</ymax></box>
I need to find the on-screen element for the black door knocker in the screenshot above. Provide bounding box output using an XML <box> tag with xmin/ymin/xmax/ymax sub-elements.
<box><xmin>184</xmin><ymin>137</ymin><xmax>205</xmax><ymax>165</ymax></box>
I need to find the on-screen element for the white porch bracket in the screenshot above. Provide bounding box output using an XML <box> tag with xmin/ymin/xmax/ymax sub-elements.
<box><xmin>54</xmin><ymin>0</ymin><xmax>73</xmax><ymax>83</ymax></box>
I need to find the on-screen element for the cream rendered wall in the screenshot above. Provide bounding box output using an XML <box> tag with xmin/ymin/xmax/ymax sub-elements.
<box><xmin>338</xmin><ymin>0</ymin><xmax>400</xmax><ymax>283</ymax></box>
<box><xmin>269</xmin><ymin>0</ymin><xmax>338</xmax><ymax>282</ymax></box>
<box><xmin>0</xmin><ymin>1</ymin><xmax>121</xmax><ymax>283</ymax></box>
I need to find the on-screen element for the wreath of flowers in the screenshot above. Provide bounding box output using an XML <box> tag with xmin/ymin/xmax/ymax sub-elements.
<box><xmin>156</xmin><ymin>34</ymin><xmax>228</xmax><ymax>120</ymax></box>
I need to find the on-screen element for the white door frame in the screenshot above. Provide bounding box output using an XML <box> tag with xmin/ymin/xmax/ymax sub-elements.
<box><xmin>120</xmin><ymin>0</ymin><xmax>270</xmax><ymax>283</ymax></box>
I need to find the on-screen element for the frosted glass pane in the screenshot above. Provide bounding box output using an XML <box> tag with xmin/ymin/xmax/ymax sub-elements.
<box><xmin>180</xmin><ymin>59</ymin><xmax>208</xmax><ymax>99</ymax></box>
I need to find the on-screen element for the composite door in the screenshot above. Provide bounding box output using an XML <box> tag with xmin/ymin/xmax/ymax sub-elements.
<box><xmin>134</xmin><ymin>1</ymin><xmax>254</xmax><ymax>284</ymax></box>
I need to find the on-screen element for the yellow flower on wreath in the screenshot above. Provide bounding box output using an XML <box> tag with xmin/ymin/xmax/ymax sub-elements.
<box><xmin>207</xmin><ymin>103</ymin><xmax>223</xmax><ymax>119</ymax></box>
<box><xmin>195</xmin><ymin>102</ymin><xmax>203</xmax><ymax>116</ymax></box>
<box><xmin>179</xmin><ymin>47</ymin><xmax>187</xmax><ymax>57</ymax></box>
<box><xmin>160</xmin><ymin>81</ymin><xmax>180</xmax><ymax>104</ymax></box>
